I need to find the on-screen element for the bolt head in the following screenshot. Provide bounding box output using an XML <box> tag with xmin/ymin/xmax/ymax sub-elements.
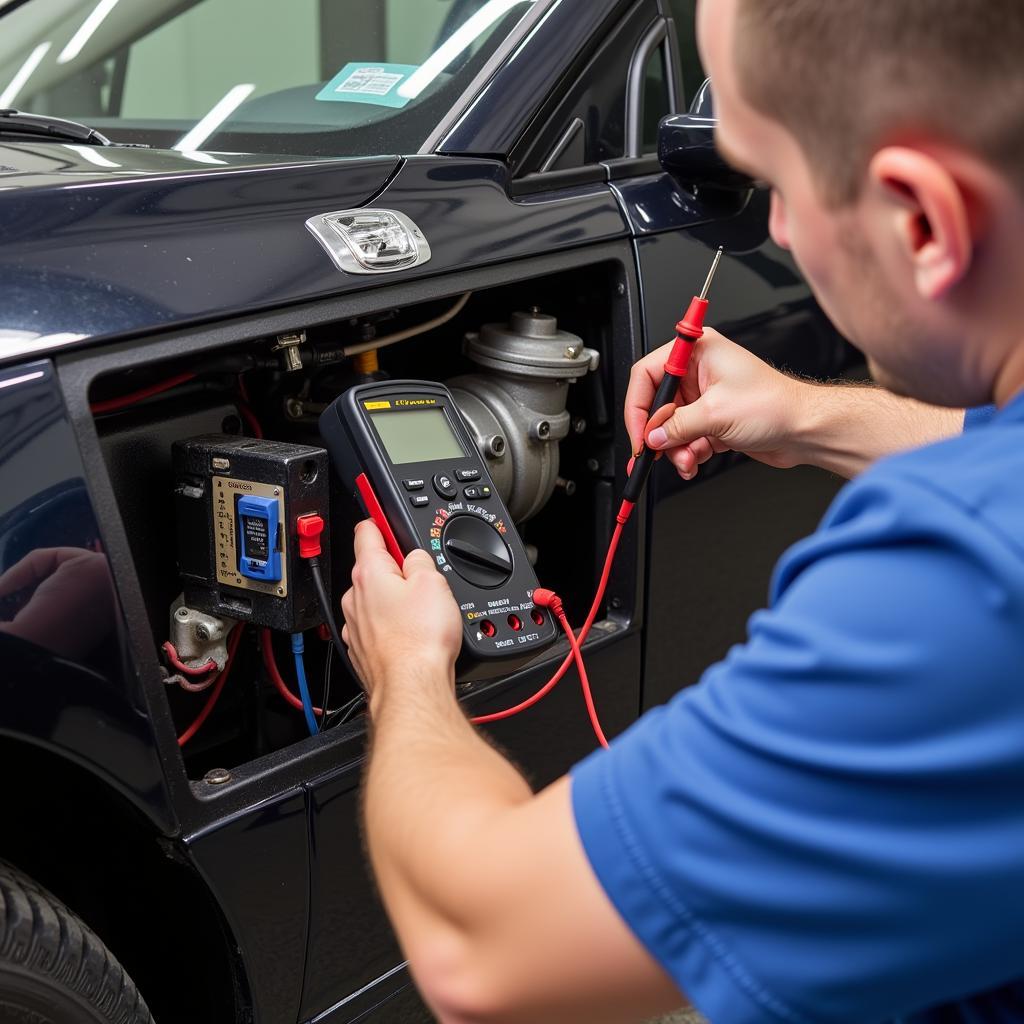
<box><xmin>194</xmin><ymin>625</ymin><xmax>211</xmax><ymax>641</ymax></box>
<box><xmin>175</xmin><ymin>607</ymin><xmax>189</xmax><ymax>620</ymax></box>
<box><xmin>204</xmin><ymin>768</ymin><xmax>231</xmax><ymax>786</ymax></box>
<box><xmin>537</xmin><ymin>421</ymin><xmax>551</xmax><ymax>439</ymax></box>
<box><xmin>616</xmin><ymin>282</ymin><xmax>626</xmax><ymax>296</ymax></box>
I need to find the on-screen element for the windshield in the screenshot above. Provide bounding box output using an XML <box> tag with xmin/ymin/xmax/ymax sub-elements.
<box><xmin>0</xmin><ymin>0</ymin><xmax>537</xmax><ymax>157</ymax></box>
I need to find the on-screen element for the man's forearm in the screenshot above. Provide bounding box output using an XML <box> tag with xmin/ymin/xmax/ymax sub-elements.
<box><xmin>364</xmin><ymin>668</ymin><xmax>532</xmax><ymax>953</ymax></box>
<box><xmin>790</xmin><ymin>382</ymin><xmax>964</xmax><ymax>477</ymax></box>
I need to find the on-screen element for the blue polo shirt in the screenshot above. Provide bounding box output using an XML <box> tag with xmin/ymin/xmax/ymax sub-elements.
<box><xmin>572</xmin><ymin>396</ymin><xmax>1024</xmax><ymax>1023</ymax></box>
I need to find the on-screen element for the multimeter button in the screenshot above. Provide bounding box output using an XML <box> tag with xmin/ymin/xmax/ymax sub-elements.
<box><xmin>463</xmin><ymin>486</ymin><xmax>480</xmax><ymax>499</ymax></box>
<box><xmin>433</xmin><ymin>473</ymin><xmax>457</xmax><ymax>499</ymax></box>
<box><xmin>456</xmin><ymin>469</ymin><xmax>481</xmax><ymax>482</ymax></box>
<box><xmin>403</xmin><ymin>478</ymin><xmax>426</xmax><ymax>491</ymax></box>
<box><xmin>478</xmin><ymin>485</ymin><xmax>492</xmax><ymax>500</ymax></box>
<box><xmin>442</xmin><ymin>515</ymin><xmax>513</xmax><ymax>587</ymax></box>
<box><xmin>410</xmin><ymin>495</ymin><xmax>430</xmax><ymax>508</ymax></box>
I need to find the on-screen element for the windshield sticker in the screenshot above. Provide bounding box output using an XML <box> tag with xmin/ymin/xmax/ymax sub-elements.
<box><xmin>316</xmin><ymin>63</ymin><xmax>420</xmax><ymax>108</ymax></box>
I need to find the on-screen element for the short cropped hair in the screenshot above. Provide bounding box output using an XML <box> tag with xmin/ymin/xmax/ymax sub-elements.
<box><xmin>734</xmin><ymin>0</ymin><xmax>1024</xmax><ymax>204</ymax></box>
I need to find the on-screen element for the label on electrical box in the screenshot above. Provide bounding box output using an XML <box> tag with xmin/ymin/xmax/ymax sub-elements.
<box><xmin>212</xmin><ymin>476</ymin><xmax>288</xmax><ymax>597</ymax></box>
<box><xmin>315</xmin><ymin>63</ymin><xmax>419</xmax><ymax>108</ymax></box>
<box><xmin>242</xmin><ymin>516</ymin><xmax>269</xmax><ymax>560</ymax></box>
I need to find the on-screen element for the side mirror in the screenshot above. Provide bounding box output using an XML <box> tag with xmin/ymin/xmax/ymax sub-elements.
<box><xmin>657</xmin><ymin>79</ymin><xmax>757</xmax><ymax>192</ymax></box>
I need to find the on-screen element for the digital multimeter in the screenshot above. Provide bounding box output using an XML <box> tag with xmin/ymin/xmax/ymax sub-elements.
<box><xmin>319</xmin><ymin>380</ymin><xmax>559</xmax><ymax>678</ymax></box>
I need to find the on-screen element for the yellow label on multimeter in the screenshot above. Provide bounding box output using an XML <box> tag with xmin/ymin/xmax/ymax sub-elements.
<box><xmin>363</xmin><ymin>400</ymin><xmax>391</xmax><ymax>410</ymax></box>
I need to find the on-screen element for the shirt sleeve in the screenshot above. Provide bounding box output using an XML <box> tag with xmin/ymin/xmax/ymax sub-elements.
<box><xmin>963</xmin><ymin>405</ymin><xmax>997</xmax><ymax>430</ymax></box>
<box><xmin>572</xmin><ymin>469</ymin><xmax>1024</xmax><ymax>1024</ymax></box>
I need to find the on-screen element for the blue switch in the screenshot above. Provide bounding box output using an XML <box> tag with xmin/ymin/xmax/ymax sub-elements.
<box><xmin>237</xmin><ymin>495</ymin><xmax>282</xmax><ymax>582</ymax></box>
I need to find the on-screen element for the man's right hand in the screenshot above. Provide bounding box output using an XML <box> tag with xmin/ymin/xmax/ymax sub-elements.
<box><xmin>626</xmin><ymin>328</ymin><xmax>811</xmax><ymax>480</ymax></box>
<box><xmin>626</xmin><ymin>327</ymin><xmax>964</xmax><ymax>481</ymax></box>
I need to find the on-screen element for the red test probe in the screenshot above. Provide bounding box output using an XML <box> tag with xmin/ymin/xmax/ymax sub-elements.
<box><xmin>470</xmin><ymin>246</ymin><xmax>726</xmax><ymax>748</ymax></box>
<box><xmin>622</xmin><ymin>245</ymin><xmax>724</xmax><ymax>504</ymax></box>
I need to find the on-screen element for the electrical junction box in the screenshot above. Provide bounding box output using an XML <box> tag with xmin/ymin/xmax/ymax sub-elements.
<box><xmin>173</xmin><ymin>435</ymin><xmax>330</xmax><ymax>633</ymax></box>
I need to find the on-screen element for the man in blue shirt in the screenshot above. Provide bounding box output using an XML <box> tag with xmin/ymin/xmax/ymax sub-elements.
<box><xmin>339</xmin><ymin>0</ymin><xmax>1024</xmax><ymax>1020</ymax></box>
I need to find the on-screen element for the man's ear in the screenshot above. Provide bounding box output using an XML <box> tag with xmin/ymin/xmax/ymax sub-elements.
<box><xmin>867</xmin><ymin>146</ymin><xmax>973</xmax><ymax>300</ymax></box>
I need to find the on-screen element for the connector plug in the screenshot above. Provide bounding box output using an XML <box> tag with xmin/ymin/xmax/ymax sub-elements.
<box><xmin>296</xmin><ymin>513</ymin><xmax>324</xmax><ymax>559</ymax></box>
<box><xmin>532</xmin><ymin>588</ymin><xmax>564</xmax><ymax>616</ymax></box>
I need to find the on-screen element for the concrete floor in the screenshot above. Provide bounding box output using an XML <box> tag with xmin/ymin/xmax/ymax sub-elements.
<box><xmin>645</xmin><ymin>1010</ymin><xmax>707</xmax><ymax>1024</ymax></box>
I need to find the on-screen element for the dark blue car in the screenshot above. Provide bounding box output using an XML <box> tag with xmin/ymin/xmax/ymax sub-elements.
<box><xmin>0</xmin><ymin>1</ymin><xmax>853</xmax><ymax>1020</ymax></box>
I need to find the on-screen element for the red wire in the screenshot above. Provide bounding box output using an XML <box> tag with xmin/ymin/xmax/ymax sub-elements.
<box><xmin>261</xmin><ymin>627</ymin><xmax>324</xmax><ymax>717</ymax></box>
<box><xmin>162</xmin><ymin>640</ymin><xmax>217</xmax><ymax>677</ymax></box>
<box><xmin>91</xmin><ymin>371</ymin><xmax>196</xmax><ymax>414</ymax></box>
<box><xmin>178</xmin><ymin>625</ymin><xmax>243</xmax><ymax>747</ymax></box>
<box><xmin>559</xmin><ymin>609</ymin><xmax>608</xmax><ymax>749</ymax></box>
<box><xmin>237</xmin><ymin>401</ymin><xmax>264</xmax><ymax>439</ymax></box>
<box><xmin>236</xmin><ymin>373</ymin><xmax>264</xmax><ymax>439</ymax></box>
<box><xmin>471</xmin><ymin>502</ymin><xmax>632</xmax><ymax>729</ymax></box>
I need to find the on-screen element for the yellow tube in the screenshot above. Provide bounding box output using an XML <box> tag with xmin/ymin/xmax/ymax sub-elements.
<box><xmin>353</xmin><ymin>349</ymin><xmax>379</xmax><ymax>375</ymax></box>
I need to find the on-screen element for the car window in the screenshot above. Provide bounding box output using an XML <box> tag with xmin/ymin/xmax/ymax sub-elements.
<box><xmin>641</xmin><ymin>42</ymin><xmax>670</xmax><ymax>153</ymax></box>
<box><xmin>0</xmin><ymin>0</ymin><xmax>538</xmax><ymax>157</ymax></box>
<box><xmin>663</xmin><ymin>0</ymin><xmax>704</xmax><ymax>107</ymax></box>
<box><xmin>513</xmin><ymin>0</ymin><xmax>659</xmax><ymax>177</ymax></box>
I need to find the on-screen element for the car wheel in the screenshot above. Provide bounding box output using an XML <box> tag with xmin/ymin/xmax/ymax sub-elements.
<box><xmin>0</xmin><ymin>859</ymin><xmax>153</xmax><ymax>1024</ymax></box>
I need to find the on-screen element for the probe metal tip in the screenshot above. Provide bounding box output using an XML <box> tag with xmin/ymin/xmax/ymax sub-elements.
<box><xmin>699</xmin><ymin>246</ymin><xmax>725</xmax><ymax>301</ymax></box>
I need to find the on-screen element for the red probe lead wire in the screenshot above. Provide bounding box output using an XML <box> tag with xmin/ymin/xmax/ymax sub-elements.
<box><xmin>470</xmin><ymin>500</ymin><xmax>633</xmax><ymax>747</ymax></box>
<box><xmin>469</xmin><ymin>247</ymin><xmax>725</xmax><ymax>747</ymax></box>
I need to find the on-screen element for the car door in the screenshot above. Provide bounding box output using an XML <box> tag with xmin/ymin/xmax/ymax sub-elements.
<box><xmin>606</xmin><ymin>0</ymin><xmax>857</xmax><ymax>708</ymax></box>
<box><xmin>503</xmin><ymin>0</ymin><xmax>855</xmax><ymax>707</ymax></box>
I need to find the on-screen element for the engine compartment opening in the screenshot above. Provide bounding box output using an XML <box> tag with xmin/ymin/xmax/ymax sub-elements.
<box><xmin>89</xmin><ymin>262</ymin><xmax>628</xmax><ymax>779</ymax></box>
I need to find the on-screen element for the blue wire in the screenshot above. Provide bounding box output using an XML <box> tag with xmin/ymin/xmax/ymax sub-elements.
<box><xmin>291</xmin><ymin>633</ymin><xmax>319</xmax><ymax>736</ymax></box>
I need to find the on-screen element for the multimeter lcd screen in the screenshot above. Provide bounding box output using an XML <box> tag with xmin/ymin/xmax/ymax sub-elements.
<box><xmin>371</xmin><ymin>408</ymin><xmax>465</xmax><ymax>465</ymax></box>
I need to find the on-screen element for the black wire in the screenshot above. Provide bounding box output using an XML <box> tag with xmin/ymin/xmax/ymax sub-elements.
<box><xmin>309</xmin><ymin>558</ymin><xmax>346</xmax><ymax>661</ymax></box>
<box><xmin>322</xmin><ymin>639</ymin><xmax>334</xmax><ymax>717</ymax></box>
<box><xmin>309</xmin><ymin>557</ymin><xmax>363</xmax><ymax>726</ymax></box>
<box><xmin>338</xmin><ymin>693</ymin><xmax>367</xmax><ymax>724</ymax></box>
<box><xmin>325</xmin><ymin>691</ymin><xmax>367</xmax><ymax>727</ymax></box>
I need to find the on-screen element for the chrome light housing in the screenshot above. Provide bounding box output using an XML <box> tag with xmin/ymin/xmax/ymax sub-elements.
<box><xmin>305</xmin><ymin>208</ymin><xmax>432</xmax><ymax>274</ymax></box>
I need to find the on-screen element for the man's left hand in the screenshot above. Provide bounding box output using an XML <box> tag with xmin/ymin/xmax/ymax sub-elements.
<box><xmin>340</xmin><ymin>520</ymin><xmax>462</xmax><ymax>710</ymax></box>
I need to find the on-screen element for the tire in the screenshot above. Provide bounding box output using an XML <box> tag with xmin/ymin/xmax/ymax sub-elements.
<box><xmin>0</xmin><ymin>859</ymin><xmax>153</xmax><ymax>1024</ymax></box>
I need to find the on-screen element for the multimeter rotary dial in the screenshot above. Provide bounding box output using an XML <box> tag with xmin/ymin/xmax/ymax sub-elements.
<box><xmin>442</xmin><ymin>515</ymin><xmax>513</xmax><ymax>588</ymax></box>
